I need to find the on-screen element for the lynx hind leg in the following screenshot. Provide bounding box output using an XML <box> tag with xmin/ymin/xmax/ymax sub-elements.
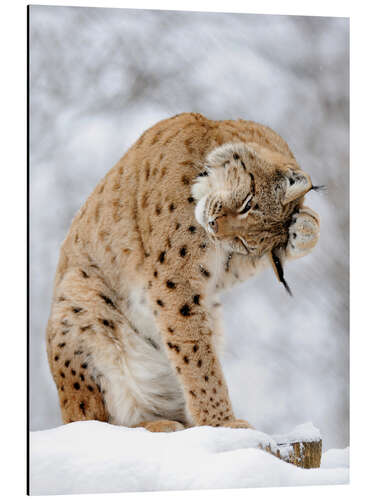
<box><xmin>286</xmin><ymin>206</ymin><xmax>320</xmax><ymax>259</ymax></box>
<box><xmin>46</xmin><ymin>266</ymin><xmax>124</xmax><ymax>424</ymax></box>
<box><xmin>51</xmin><ymin>343</ymin><xmax>109</xmax><ymax>424</ymax></box>
<box><xmin>136</xmin><ymin>420</ymin><xmax>185</xmax><ymax>433</ymax></box>
<box><xmin>47</xmin><ymin>322</ymin><xmax>109</xmax><ymax>424</ymax></box>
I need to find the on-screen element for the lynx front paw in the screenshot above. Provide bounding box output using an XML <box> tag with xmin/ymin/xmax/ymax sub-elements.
<box><xmin>221</xmin><ymin>419</ymin><xmax>254</xmax><ymax>429</ymax></box>
<box><xmin>137</xmin><ymin>420</ymin><xmax>185</xmax><ymax>432</ymax></box>
<box><xmin>286</xmin><ymin>206</ymin><xmax>320</xmax><ymax>259</ymax></box>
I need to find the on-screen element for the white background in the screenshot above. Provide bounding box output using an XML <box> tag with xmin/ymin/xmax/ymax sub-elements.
<box><xmin>0</xmin><ymin>0</ymin><xmax>373</xmax><ymax>499</ymax></box>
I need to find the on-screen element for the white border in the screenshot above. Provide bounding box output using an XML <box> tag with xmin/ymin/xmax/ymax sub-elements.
<box><xmin>2</xmin><ymin>0</ymin><xmax>373</xmax><ymax>499</ymax></box>
<box><xmin>15</xmin><ymin>0</ymin><xmax>351</xmax><ymax>16</ymax></box>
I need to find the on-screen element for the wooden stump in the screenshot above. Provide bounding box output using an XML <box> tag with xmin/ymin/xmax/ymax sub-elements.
<box><xmin>261</xmin><ymin>423</ymin><xmax>323</xmax><ymax>469</ymax></box>
<box><xmin>288</xmin><ymin>440</ymin><xmax>322</xmax><ymax>468</ymax></box>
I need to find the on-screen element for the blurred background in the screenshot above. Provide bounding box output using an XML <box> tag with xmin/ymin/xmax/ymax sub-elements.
<box><xmin>29</xmin><ymin>6</ymin><xmax>349</xmax><ymax>450</ymax></box>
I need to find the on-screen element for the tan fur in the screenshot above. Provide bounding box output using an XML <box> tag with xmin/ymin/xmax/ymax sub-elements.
<box><xmin>46</xmin><ymin>113</ymin><xmax>319</xmax><ymax>431</ymax></box>
<box><xmin>136</xmin><ymin>420</ymin><xmax>185</xmax><ymax>432</ymax></box>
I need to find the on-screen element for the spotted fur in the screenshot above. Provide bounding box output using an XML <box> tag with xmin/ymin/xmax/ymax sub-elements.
<box><xmin>46</xmin><ymin>113</ymin><xmax>319</xmax><ymax>431</ymax></box>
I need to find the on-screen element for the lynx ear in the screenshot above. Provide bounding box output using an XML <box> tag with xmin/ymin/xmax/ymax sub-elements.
<box><xmin>283</xmin><ymin>170</ymin><xmax>312</xmax><ymax>205</ymax></box>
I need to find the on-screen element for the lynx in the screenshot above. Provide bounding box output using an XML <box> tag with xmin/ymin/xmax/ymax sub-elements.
<box><xmin>46</xmin><ymin>112</ymin><xmax>319</xmax><ymax>432</ymax></box>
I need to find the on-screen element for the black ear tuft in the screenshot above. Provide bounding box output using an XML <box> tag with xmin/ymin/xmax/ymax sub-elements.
<box><xmin>311</xmin><ymin>184</ymin><xmax>327</xmax><ymax>192</ymax></box>
<box><xmin>271</xmin><ymin>249</ymin><xmax>293</xmax><ymax>297</ymax></box>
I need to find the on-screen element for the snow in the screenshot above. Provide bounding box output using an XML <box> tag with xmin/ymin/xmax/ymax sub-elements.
<box><xmin>273</xmin><ymin>422</ymin><xmax>322</xmax><ymax>444</ymax></box>
<box><xmin>321</xmin><ymin>447</ymin><xmax>350</xmax><ymax>469</ymax></box>
<box><xmin>29</xmin><ymin>421</ymin><xmax>349</xmax><ymax>495</ymax></box>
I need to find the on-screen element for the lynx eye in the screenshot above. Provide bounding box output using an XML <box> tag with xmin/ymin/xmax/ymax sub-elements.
<box><xmin>238</xmin><ymin>194</ymin><xmax>252</xmax><ymax>216</ymax></box>
<box><xmin>240</xmin><ymin>200</ymin><xmax>252</xmax><ymax>214</ymax></box>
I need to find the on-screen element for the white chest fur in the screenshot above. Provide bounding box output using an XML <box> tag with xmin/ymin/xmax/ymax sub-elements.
<box><xmin>93</xmin><ymin>286</ymin><xmax>188</xmax><ymax>426</ymax></box>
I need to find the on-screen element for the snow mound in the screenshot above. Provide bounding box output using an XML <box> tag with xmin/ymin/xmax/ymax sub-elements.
<box><xmin>29</xmin><ymin>421</ymin><xmax>349</xmax><ymax>495</ymax></box>
<box><xmin>273</xmin><ymin>422</ymin><xmax>322</xmax><ymax>444</ymax></box>
<box><xmin>321</xmin><ymin>447</ymin><xmax>350</xmax><ymax>469</ymax></box>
